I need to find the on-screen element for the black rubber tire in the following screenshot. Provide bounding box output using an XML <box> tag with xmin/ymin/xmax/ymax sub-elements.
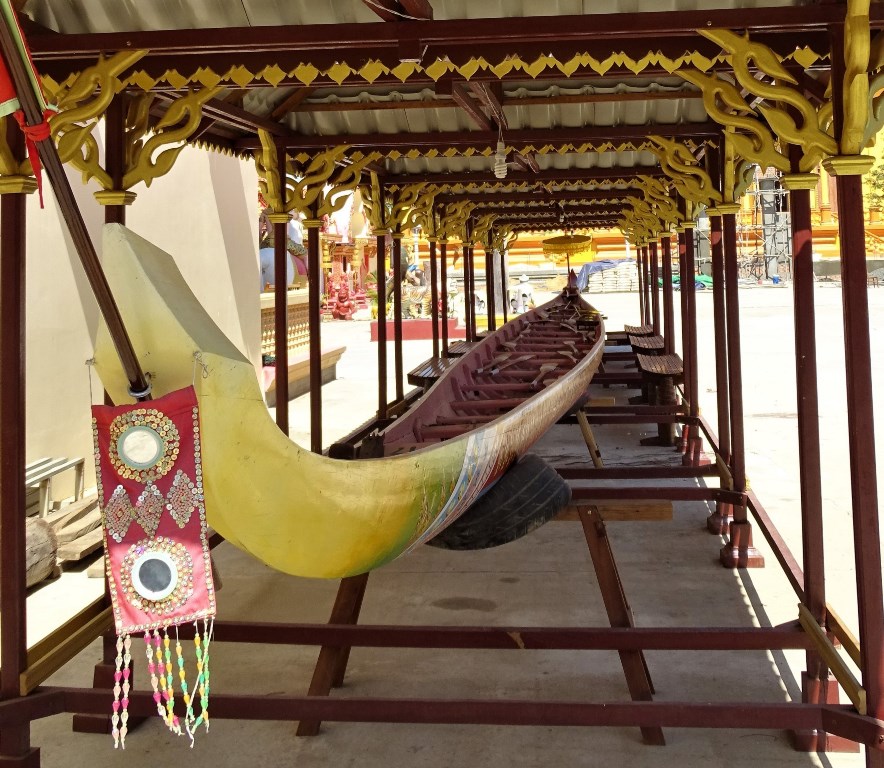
<box><xmin>425</xmin><ymin>453</ymin><xmax>570</xmax><ymax>550</ymax></box>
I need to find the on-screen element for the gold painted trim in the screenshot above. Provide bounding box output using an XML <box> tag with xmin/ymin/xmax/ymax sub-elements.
<box><xmin>715</xmin><ymin>203</ymin><xmax>741</xmax><ymax>214</ymax></box>
<box><xmin>302</xmin><ymin>219</ymin><xmax>324</xmax><ymax>228</ymax></box>
<box><xmin>266</xmin><ymin>212</ymin><xmax>292</xmax><ymax>224</ymax></box>
<box><xmin>780</xmin><ymin>173</ymin><xmax>820</xmax><ymax>191</ymax></box>
<box><xmin>43</xmin><ymin>47</ymin><xmax>825</xmax><ymax>94</ymax></box>
<box><xmin>0</xmin><ymin>176</ymin><xmax>38</xmax><ymax>195</ymax></box>
<box><xmin>94</xmin><ymin>190</ymin><xmax>137</xmax><ymax>206</ymax></box>
<box><xmin>822</xmin><ymin>154</ymin><xmax>875</xmax><ymax>176</ymax></box>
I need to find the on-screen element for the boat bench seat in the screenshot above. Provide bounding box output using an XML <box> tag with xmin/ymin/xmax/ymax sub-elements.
<box><xmin>407</xmin><ymin>356</ymin><xmax>458</xmax><ymax>387</ymax></box>
<box><xmin>636</xmin><ymin>353</ymin><xmax>683</xmax><ymax>382</ymax></box>
<box><xmin>636</xmin><ymin>354</ymin><xmax>683</xmax><ymax>445</ymax></box>
<box><xmin>624</xmin><ymin>323</ymin><xmax>654</xmax><ymax>336</ymax></box>
<box><xmin>629</xmin><ymin>334</ymin><xmax>665</xmax><ymax>354</ymax></box>
<box><xmin>444</xmin><ymin>340</ymin><xmax>479</xmax><ymax>358</ymax></box>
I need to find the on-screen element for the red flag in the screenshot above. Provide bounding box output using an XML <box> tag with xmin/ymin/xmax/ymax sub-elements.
<box><xmin>0</xmin><ymin>5</ymin><xmax>56</xmax><ymax>206</ymax></box>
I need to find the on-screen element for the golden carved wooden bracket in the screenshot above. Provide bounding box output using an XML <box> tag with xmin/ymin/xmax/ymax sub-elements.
<box><xmin>649</xmin><ymin>136</ymin><xmax>722</xmax><ymax>209</ymax></box>
<box><xmin>438</xmin><ymin>200</ymin><xmax>476</xmax><ymax>243</ymax></box>
<box><xmin>471</xmin><ymin>212</ymin><xmax>498</xmax><ymax>249</ymax></box>
<box><xmin>258</xmin><ymin>140</ymin><xmax>381</xmax><ymax>219</ymax></box>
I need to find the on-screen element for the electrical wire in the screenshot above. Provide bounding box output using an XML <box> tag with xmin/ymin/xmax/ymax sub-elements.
<box><xmin>362</xmin><ymin>0</ymin><xmax>428</xmax><ymax>22</ymax></box>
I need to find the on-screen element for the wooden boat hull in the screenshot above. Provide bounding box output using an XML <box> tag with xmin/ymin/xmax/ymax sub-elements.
<box><xmin>380</xmin><ymin>291</ymin><xmax>604</xmax><ymax>549</ymax></box>
<box><xmin>94</xmin><ymin>226</ymin><xmax>603</xmax><ymax>578</ymax></box>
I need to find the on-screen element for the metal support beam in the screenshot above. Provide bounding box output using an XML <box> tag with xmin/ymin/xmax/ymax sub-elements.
<box><xmin>392</xmin><ymin>234</ymin><xmax>405</xmax><ymax>401</ymax></box>
<box><xmin>429</xmin><ymin>239</ymin><xmax>440</xmax><ymax>358</ymax></box>
<box><xmin>376</xmin><ymin>233</ymin><xmax>388</xmax><ymax>417</ymax></box>
<box><xmin>0</xmin><ymin>123</ymin><xmax>35</xmax><ymax>766</ymax></box>
<box><xmin>649</xmin><ymin>240</ymin><xmax>660</xmax><ymax>335</ymax></box>
<box><xmin>834</xmin><ymin>171</ymin><xmax>884</xmax><ymax>730</ymax></box>
<box><xmin>661</xmin><ymin>234</ymin><xmax>675</xmax><ymax>356</ymax></box>
<box><xmin>307</xmin><ymin>224</ymin><xmax>322</xmax><ymax>452</ymax></box>
<box><xmin>440</xmin><ymin>241</ymin><xmax>449</xmax><ymax>355</ymax></box>
<box><xmin>721</xmin><ymin>211</ymin><xmax>762</xmax><ymax>567</ymax></box>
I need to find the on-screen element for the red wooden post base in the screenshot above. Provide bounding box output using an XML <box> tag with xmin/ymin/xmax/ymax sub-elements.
<box><xmin>791</xmin><ymin>672</ymin><xmax>860</xmax><ymax>752</ymax></box>
<box><xmin>720</xmin><ymin>520</ymin><xmax>765</xmax><ymax>568</ymax></box>
<box><xmin>707</xmin><ymin>502</ymin><xmax>733</xmax><ymax>535</ymax></box>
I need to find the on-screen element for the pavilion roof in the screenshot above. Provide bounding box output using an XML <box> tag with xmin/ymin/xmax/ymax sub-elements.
<box><xmin>19</xmin><ymin>0</ymin><xmax>867</xmax><ymax>235</ymax></box>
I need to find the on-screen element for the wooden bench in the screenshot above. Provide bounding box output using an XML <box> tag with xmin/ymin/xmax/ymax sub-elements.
<box><xmin>629</xmin><ymin>334</ymin><xmax>665</xmax><ymax>354</ymax></box>
<box><xmin>624</xmin><ymin>323</ymin><xmax>654</xmax><ymax>336</ymax></box>
<box><xmin>26</xmin><ymin>457</ymin><xmax>86</xmax><ymax>518</ymax></box>
<box><xmin>636</xmin><ymin>353</ymin><xmax>684</xmax><ymax>445</ymax></box>
<box><xmin>407</xmin><ymin>356</ymin><xmax>458</xmax><ymax>387</ymax></box>
<box><xmin>443</xmin><ymin>340</ymin><xmax>478</xmax><ymax>358</ymax></box>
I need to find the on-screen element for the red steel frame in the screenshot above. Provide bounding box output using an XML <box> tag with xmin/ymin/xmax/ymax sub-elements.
<box><xmin>1</xmin><ymin>16</ymin><xmax>884</xmax><ymax>765</ymax></box>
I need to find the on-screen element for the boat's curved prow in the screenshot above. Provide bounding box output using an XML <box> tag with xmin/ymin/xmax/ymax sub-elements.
<box><xmin>94</xmin><ymin>225</ymin><xmax>603</xmax><ymax>578</ymax></box>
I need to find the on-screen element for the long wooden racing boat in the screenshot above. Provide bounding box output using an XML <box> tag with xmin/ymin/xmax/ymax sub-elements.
<box><xmin>94</xmin><ymin>226</ymin><xmax>605</xmax><ymax>578</ymax></box>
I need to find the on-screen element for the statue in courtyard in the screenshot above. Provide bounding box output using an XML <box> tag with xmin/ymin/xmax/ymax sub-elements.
<box><xmin>331</xmin><ymin>284</ymin><xmax>357</xmax><ymax>320</ymax></box>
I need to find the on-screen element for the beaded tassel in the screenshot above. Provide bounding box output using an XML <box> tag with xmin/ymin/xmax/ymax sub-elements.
<box><xmin>145</xmin><ymin>632</ymin><xmax>169</xmax><ymax>721</ymax></box>
<box><xmin>153</xmin><ymin>630</ymin><xmax>181</xmax><ymax>735</ymax></box>
<box><xmin>175</xmin><ymin>629</ymin><xmax>196</xmax><ymax>745</ymax></box>
<box><xmin>162</xmin><ymin>630</ymin><xmax>182</xmax><ymax>734</ymax></box>
<box><xmin>197</xmin><ymin>618</ymin><xmax>213</xmax><ymax>732</ymax></box>
<box><xmin>119</xmin><ymin>636</ymin><xmax>132</xmax><ymax>748</ymax></box>
<box><xmin>111</xmin><ymin>635</ymin><xmax>124</xmax><ymax>748</ymax></box>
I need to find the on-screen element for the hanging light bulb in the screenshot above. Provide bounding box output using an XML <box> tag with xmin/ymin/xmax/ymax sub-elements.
<box><xmin>493</xmin><ymin>136</ymin><xmax>507</xmax><ymax>179</ymax></box>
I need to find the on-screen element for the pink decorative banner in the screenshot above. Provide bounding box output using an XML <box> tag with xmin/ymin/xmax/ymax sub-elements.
<box><xmin>92</xmin><ymin>386</ymin><xmax>215</xmax><ymax>747</ymax></box>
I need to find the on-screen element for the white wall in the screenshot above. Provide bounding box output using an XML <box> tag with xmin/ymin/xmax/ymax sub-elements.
<box><xmin>3</xmin><ymin>145</ymin><xmax>260</xmax><ymax>501</ymax></box>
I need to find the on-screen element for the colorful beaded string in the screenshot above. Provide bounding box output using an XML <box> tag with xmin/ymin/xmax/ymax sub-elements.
<box><xmin>119</xmin><ymin>636</ymin><xmax>132</xmax><ymax>748</ymax></box>
<box><xmin>192</xmin><ymin>618</ymin><xmax>213</xmax><ymax>733</ymax></box>
<box><xmin>144</xmin><ymin>632</ymin><xmax>169</xmax><ymax>721</ymax></box>
<box><xmin>111</xmin><ymin>635</ymin><xmax>124</xmax><ymax>748</ymax></box>
<box><xmin>174</xmin><ymin>628</ymin><xmax>196</xmax><ymax>745</ymax></box>
<box><xmin>152</xmin><ymin>630</ymin><xmax>181</xmax><ymax>735</ymax></box>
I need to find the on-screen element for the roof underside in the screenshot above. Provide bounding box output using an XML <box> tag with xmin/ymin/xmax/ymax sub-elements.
<box><xmin>19</xmin><ymin>0</ymin><xmax>869</xmax><ymax>235</ymax></box>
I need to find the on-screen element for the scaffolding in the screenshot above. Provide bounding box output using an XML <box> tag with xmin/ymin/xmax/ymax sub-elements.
<box><xmin>736</xmin><ymin>169</ymin><xmax>793</xmax><ymax>280</ymax></box>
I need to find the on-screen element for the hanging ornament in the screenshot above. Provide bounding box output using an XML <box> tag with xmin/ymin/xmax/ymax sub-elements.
<box><xmin>92</xmin><ymin>386</ymin><xmax>216</xmax><ymax>749</ymax></box>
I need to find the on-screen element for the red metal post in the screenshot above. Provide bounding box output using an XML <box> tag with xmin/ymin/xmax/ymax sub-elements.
<box><xmin>706</xmin><ymin>210</ymin><xmax>733</xmax><ymax>534</ymax></box>
<box><xmin>429</xmin><ymin>239</ymin><xmax>440</xmax><ymax>358</ymax></box>
<box><xmin>306</xmin><ymin>222</ymin><xmax>322</xmax><ymax>453</ymax></box>
<box><xmin>784</xmin><ymin>169</ymin><xmax>849</xmax><ymax>750</ymax></box>
<box><xmin>465</xmin><ymin>244</ymin><xmax>476</xmax><ymax>341</ymax></box>
<box><xmin>677</xmin><ymin>229</ymin><xmax>690</xmax><ymax>401</ymax></box>
<box><xmin>649</xmin><ymin>240</ymin><xmax>660</xmax><ymax>335</ymax></box>
<box><xmin>0</xmin><ymin>125</ymin><xmax>37</xmax><ymax>766</ymax></box>
<box><xmin>440</xmin><ymin>241</ymin><xmax>450</xmax><ymax>354</ymax></box>
<box><xmin>273</xmin><ymin>216</ymin><xmax>290</xmax><ymax>434</ymax></box>
<box><xmin>637</xmin><ymin>246</ymin><xmax>645</xmax><ymax>323</ymax></box>
<box><xmin>720</xmin><ymin>209</ymin><xmax>762</xmax><ymax>567</ymax></box>
<box><xmin>682</xmin><ymin>226</ymin><xmax>703</xmax><ymax>464</ymax></box>
<box><xmin>709</xmin><ymin>213</ymin><xmax>730</xmax><ymax>460</ymax></box>
<box><xmin>485</xmin><ymin>247</ymin><xmax>496</xmax><ymax>332</ymax></box>
<box><xmin>833</xmin><ymin>168</ymin><xmax>884</xmax><ymax>730</ymax></box>
<box><xmin>392</xmin><ymin>234</ymin><xmax>404</xmax><ymax>401</ymax></box>
<box><xmin>786</xmin><ymin>179</ymin><xmax>826</xmax><ymax>620</ymax></box>
<box><xmin>642</xmin><ymin>246</ymin><xmax>652</xmax><ymax>326</ymax></box>
<box><xmin>103</xmin><ymin>95</ymin><xmax>126</xmax><ymax>227</ymax></box>
<box><xmin>661</xmin><ymin>234</ymin><xmax>675</xmax><ymax>355</ymax></box>
<box><xmin>828</xmin><ymin>28</ymin><xmax>884</xmax><ymax>754</ymax></box>
<box><xmin>500</xmin><ymin>247</ymin><xmax>508</xmax><ymax>326</ymax></box>
<box><xmin>376</xmin><ymin>234</ymin><xmax>388</xmax><ymax>418</ymax></box>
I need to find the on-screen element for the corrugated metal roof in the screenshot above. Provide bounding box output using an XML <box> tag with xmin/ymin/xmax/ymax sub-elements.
<box><xmin>25</xmin><ymin>0</ymin><xmax>798</xmax><ymax>34</ymax></box>
<box><xmin>21</xmin><ymin>0</ymin><xmax>820</xmax><ymax>233</ymax></box>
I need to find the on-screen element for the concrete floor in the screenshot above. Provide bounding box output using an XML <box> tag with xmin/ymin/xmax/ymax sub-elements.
<box><xmin>24</xmin><ymin>281</ymin><xmax>883</xmax><ymax>766</ymax></box>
